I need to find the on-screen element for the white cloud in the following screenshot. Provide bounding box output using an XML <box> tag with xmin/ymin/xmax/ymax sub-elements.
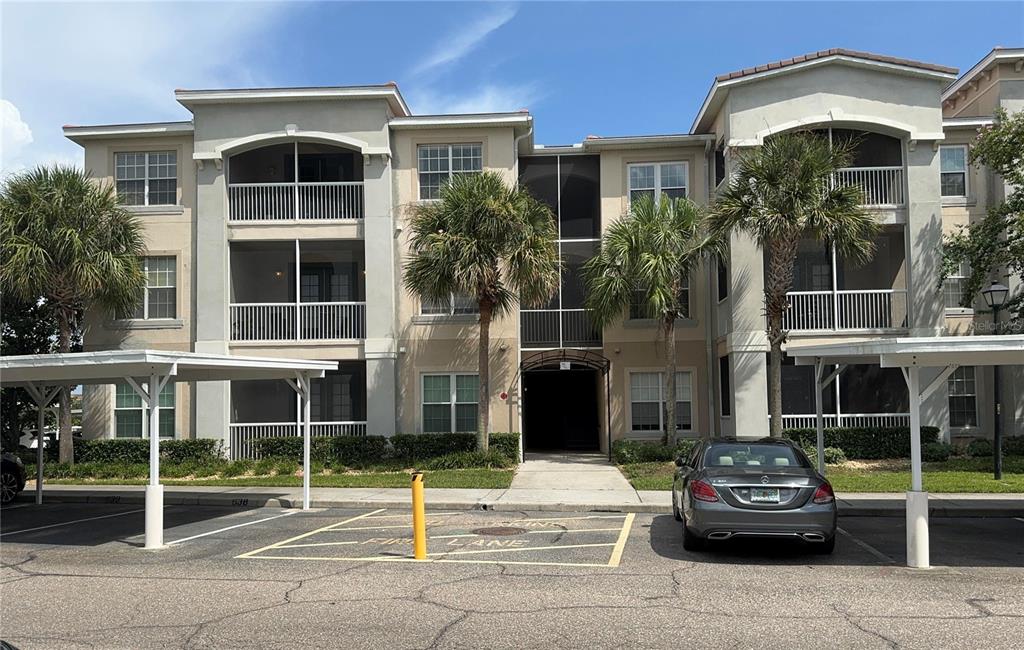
<box><xmin>411</xmin><ymin>83</ymin><xmax>542</xmax><ymax>115</ymax></box>
<box><xmin>409</xmin><ymin>4</ymin><xmax>518</xmax><ymax>77</ymax></box>
<box><xmin>1</xmin><ymin>99</ymin><xmax>33</xmax><ymax>167</ymax></box>
<box><xmin>0</xmin><ymin>2</ymin><xmax>291</xmax><ymax>174</ymax></box>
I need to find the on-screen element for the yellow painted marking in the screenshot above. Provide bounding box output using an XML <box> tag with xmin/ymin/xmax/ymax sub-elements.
<box><xmin>606</xmin><ymin>512</ymin><xmax>635</xmax><ymax>567</ymax></box>
<box><xmin>276</xmin><ymin>541</ymin><xmax>362</xmax><ymax>549</ymax></box>
<box><xmin>242</xmin><ymin>555</ymin><xmax>615</xmax><ymax>568</ymax></box>
<box><xmin>236</xmin><ymin>508</ymin><xmax>387</xmax><ymax>558</ymax></box>
<box><xmin>527</xmin><ymin>527</ymin><xmax>623</xmax><ymax>534</ymax></box>
<box><xmin>431</xmin><ymin>542</ymin><xmax>616</xmax><ymax>557</ymax></box>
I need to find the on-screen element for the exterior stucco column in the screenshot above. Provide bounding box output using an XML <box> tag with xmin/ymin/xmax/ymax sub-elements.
<box><xmin>362</xmin><ymin>153</ymin><xmax>398</xmax><ymax>435</ymax></box>
<box><xmin>905</xmin><ymin>143</ymin><xmax>950</xmax><ymax>437</ymax></box>
<box><xmin>193</xmin><ymin>163</ymin><xmax>231</xmax><ymax>443</ymax></box>
<box><xmin>724</xmin><ymin>229</ymin><xmax>770</xmax><ymax>438</ymax></box>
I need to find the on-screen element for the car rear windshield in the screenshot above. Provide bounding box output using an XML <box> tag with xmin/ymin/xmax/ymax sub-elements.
<box><xmin>704</xmin><ymin>444</ymin><xmax>810</xmax><ymax>468</ymax></box>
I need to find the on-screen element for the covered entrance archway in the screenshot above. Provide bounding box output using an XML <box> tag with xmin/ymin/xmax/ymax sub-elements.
<box><xmin>516</xmin><ymin>350</ymin><xmax>611</xmax><ymax>457</ymax></box>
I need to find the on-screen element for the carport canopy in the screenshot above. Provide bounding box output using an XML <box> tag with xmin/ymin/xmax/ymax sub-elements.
<box><xmin>0</xmin><ymin>350</ymin><xmax>338</xmax><ymax>548</ymax></box>
<box><xmin>787</xmin><ymin>334</ymin><xmax>1024</xmax><ymax>568</ymax></box>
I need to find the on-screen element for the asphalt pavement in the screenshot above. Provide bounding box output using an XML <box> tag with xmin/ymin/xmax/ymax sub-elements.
<box><xmin>1</xmin><ymin>502</ymin><xmax>1022</xmax><ymax>649</ymax></box>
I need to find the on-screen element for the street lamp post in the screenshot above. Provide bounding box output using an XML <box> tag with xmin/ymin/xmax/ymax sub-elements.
<box><xmin>981</xmin><ymin>281</ymin><xmax>1009</xmax><ymax>481</ymax></box>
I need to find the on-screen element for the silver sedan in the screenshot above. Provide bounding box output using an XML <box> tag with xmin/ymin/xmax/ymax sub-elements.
<box><xmin>671</xmin><ymin>438</ymin><xmax>837</xmax><ymax>553</ymax></box>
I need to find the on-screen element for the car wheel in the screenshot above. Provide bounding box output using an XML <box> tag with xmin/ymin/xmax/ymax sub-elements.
<box><xmin>0</xmin><ymin>470</ymin><xmax>20</xmax><ymax>504</ymax></box>
<box><xmin>681</xmin><ymin>514</ymin><xmax>705</xmax><ymax>552</ymax></box>
<box><xmin>671</xmin><ymin>487</ymin><xmax>683</xmax><ymax>522</ymax></box>
<box><xmin>813</xmin><ymin>535</ymin><xmax>836</xmax><ymax>555</ymax></box>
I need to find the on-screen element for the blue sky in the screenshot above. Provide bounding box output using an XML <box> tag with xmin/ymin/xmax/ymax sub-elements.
<box><xmin>1</xmin><ymin>1</ymin><xmax>1020</xmax><ymax>173</ymax></box>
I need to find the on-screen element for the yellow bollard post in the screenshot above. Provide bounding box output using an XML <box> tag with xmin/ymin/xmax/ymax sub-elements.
<box><xmin>411</xmin><ymin>471</ymin><xmax>427</xmax><ymax>560</ymax></box>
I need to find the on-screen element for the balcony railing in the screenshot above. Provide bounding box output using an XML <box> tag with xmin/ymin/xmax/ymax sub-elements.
<box><xmin>228</xmin><ymin>181</ymin><xmax>364</xmax><ymax>222</ymax></box>
<box><xmin>521</xmin><ymin>309</ymin><xmax>601</xmax><ymax>348</ymax></box>
<box><xmin>781</xmin><ymin>413</ymin><xmax>910</xmax><ymax>430</ymax></box>
<box><xmin>784</xmin><ymin>289</ymin><xmax>908</xmax><ymax>331</ymax></box>
<box><xmin>228</xmin><ymin>421</ymin><xmax>368</xmax><ymax>460</ymax></box>
<box><xmin>230</xmin><ymin>302</ymin><xmax>366</xmax><ymax>342</ymax></box>
<box><xmin>833</xmin><ymin>166</ymin><xmax>904</xmax><ymax>208</ymax></box>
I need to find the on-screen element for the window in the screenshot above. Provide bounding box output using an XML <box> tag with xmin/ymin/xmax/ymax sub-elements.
<box><xmin>940</xmin><ymin>145</ymin><xmax>968</xmax><ymax>198</ymax></box>
<box><xmin>417</xmin><ymin>144</ymin><xmax>482</xmax><ymax>200</ymax></box>
<box><xmin>719</xmin><ymin>356</ymin><xmax>731</xmax><ymax>417</ymax></box>
<box><xmin>115</xmin><ymin>151</ymin><xmax>177</xmax><ymax>206</ymax></box>
<box><xmin>422</xmin><ymin>374</ymin><xmax>479</xmax><ymax>433</ymax></box>
<box><xmin>421</xmin><ymin>293</ymin><xmax>478</xmax><ymax>316</ymax></box>
<box><xmin>628</xmin><ymin>162</ymin><xmax>687</xmax><ymax>205</ymax></box>
<box><xmin>629</xmin><ymin>276</ymin><xmax>689</xmax><ymax>320</ymax></box>
<box><xmin>717</xmin><ymin>257</ymin><xmax>729</xmax><ymax>301</ymax></box>
<box><xmin>115</xmin><ymin>381</ymin><xmax>174</xmax><ymax>438</ymax></box>
<box><xmin>948</xmin><ymin>366</ymin><xmax>978</xmax><ymax>428</ymax></box>
<box><xmin>714</xmin><ymin>146</ymin><xmax>726</xmax><ymax>187</ymax></box>
<box><xmin>130</xmin><ymin>256</ymin><xmax>176</xmax><ymax>319</ymax></box>
<box><xmin>944</xmin><ymin>262</ymin><xmax>971</xmax><ymax>309</ymax></box>
<box><xmin>629</xmin><ymin>371</ymin><xmax>693</xmax><ymax>432</ymax></box>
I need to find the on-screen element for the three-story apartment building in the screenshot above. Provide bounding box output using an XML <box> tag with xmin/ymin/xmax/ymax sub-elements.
<box><xmin>66</xmin><ymin>47</ymin><xmax>1023</xmax><ymax>458</ymax></box>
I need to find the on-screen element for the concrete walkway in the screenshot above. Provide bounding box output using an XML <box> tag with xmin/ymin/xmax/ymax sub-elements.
<box><xmin>505</xmin><ymin>452</ymin><xmax>641</xmax><ymax>508</ymax></box>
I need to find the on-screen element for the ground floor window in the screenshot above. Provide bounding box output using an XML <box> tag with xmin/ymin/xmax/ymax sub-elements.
<box><xmin>115</xmin><ymin>381</ymin><xmax>174</xmax><ymax>437</ymax></box>
<box><xmin>422</xmin><ymin>373</ymin><xmax>479</xmax><ymax>433</ymax></box>
<box><xmin>948</xmin><ymin>366</ymin><xmax>978</xmax><ymax>428</ymax></box>
<box><xmin>629</xmin><ymin>371</ymin><xmax>692</xmax><ymax>433</ymax></box>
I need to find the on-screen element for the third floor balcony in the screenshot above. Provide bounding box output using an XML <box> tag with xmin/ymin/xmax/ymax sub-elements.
<box><xmin>227</xmin><ymin>142</ymin><xmax>364</xmax><ymax>222</ymax></box>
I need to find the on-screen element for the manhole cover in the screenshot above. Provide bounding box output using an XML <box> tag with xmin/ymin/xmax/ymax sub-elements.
<box><xmin>471</xmin><ymin>526</ymin><xmax>527</xmax><ymax>537</ymax></box>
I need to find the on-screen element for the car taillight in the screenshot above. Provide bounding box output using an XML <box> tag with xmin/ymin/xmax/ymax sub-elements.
<box><xmin>690</xmin><ymin>479</ymin><xmax>719</xmax><ymax>503</ymax></box>
<box><xmin>813</xmin><ymin>482</ymin><xmax>835</xmax><ymax>504</ymax></box>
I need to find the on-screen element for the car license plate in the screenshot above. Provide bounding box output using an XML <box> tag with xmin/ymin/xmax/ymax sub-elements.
<box><xmin>750</xmin><ymin>488</ymin><xmax>780</xmax><ymax>503</ymax></box>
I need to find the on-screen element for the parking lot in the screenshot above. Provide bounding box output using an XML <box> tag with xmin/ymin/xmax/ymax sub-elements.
<box><xmin>2</xmin><ymin>502</ymin><xmax>1023</xmax><ymax>648</ymax></box>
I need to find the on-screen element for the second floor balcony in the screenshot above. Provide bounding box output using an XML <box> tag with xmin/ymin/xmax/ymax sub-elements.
<box><xmin>229</xmin><ymin>240</ymin><xmax>366</xmax><ymax>343</ymax></box>
<box><xmin>818</xmin><ymin>128</ymin><xmax>905</xmax><ymax>209</ymax></box>
<box><xmin>227</xmin><ymin>142</ymin><xmax>364</xmax><ymax>222</ymax></box>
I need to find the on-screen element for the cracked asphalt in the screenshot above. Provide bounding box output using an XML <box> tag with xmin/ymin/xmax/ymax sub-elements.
<box><xmin>1</xmin><ymin>502</ymin><xmax>1022</xmax><ymax>649</ymax></box>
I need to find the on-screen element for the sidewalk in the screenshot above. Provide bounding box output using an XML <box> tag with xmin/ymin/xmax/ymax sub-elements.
<box><xmin>18</xmin><ymin>483</ymin><xmax>1024</xmax><ymax>517</ymax></box>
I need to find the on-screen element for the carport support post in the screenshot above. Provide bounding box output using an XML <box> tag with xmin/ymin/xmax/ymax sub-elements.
<box><xmin>814</xmin><ymin>359</ymin><xmax>825</xmax><ymax>475</ymax></box>
<box><xmin>24</xmin><ymin>383</ymin><xmax>60</xmax><ymax>505</ymax></box>
<box><xmin>301</xmin><ymin>373</ymin><xmax>311</xmax><ymax>511</ymax></box>
<box><xmin>904</xmin><ymin>366</ymin><xmax>929</xmax><ymax>569</ymax></box>
<box><xmin>127</xmin><ymin>372</ymin><xmax>172</xmax><ymax>550</ymax></box>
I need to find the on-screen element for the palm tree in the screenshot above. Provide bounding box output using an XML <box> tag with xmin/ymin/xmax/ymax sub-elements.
<box><xmin>403</xmin><ymin>171</ymin><xmax>559</xmax><ymax>451</ymax></box>
<box><xmin>710</xmin><ymin>131</ymin><xmax>878</xmax><ymax>437</ymax></box>
<box><xmin>584</xmin><ymin>195</ymin><xmax>721</xmax><ymax>446</ymax></box>
<box><xmin>1</xmin><ymin>165</ymin><xmax>146</xmax><ymax>463</ymax></box>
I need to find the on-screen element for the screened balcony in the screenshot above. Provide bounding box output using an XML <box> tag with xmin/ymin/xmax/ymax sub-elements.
<box><xmin>779</xmin><ymin>358</ymin><xmax>909</xmax><ymax>429</ymax></box>
<box><xmin>783</xmin><ymin>228</ymin><xmax>908</xmax><ymax>332</ymax></box>
<box><xmin>228</xmin><ymin>361</ymin><xmax>367</xmax><ymax>459</ymax></box>
<box><xmin>227</xmin><ymin>142</ymin><xmax>364</xmax><ymax>221</ymax></box>
<box><xmin>814</xmin><ymin>128</ymin><xmax>905</xmax><ymax>208</ymax></box>
<box><xmin>229</xmin><ymin>240</ymin><xmax>366</xmax><ymax>342</ymax></box>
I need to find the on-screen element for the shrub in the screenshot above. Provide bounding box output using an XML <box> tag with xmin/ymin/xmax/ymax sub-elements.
<box><xmin>161</xmin><ymin>439</ymin><xmax>223</xmax><ymax>464</ymax></box>
<box><xmin>254</xmin><ymin>457</ymin><xmax>278</xmax><ymax>475</ymax></box>
<box><xmin>72</xmin><ymin>438</ymin><xmax>223</xmax><ymax>464</ymax></box>
<box><xmin>220</xmin><ymin>459</ymin><xmax>254</xmax><ymax>478</ymax></box>
<box><xmin>967</xmin><ymin>439</ymin><xmax>994</xmax><ymax>457</ymax></box>
<box><xmin>275</xmin><ymin>459</ymin><xmax>300</xmax><ymax>475</ymax></box>
<box><xmin>1002</xmin><ymin>436</ymin><xmax>1024</xmax><ymax>456</ymax></box>
<box><xmin>783</xmin><ymin>426</ymin><xmax>940</xmax><ymax>460</ymax></box>
<box><xmin>823</xmin><ymin>446</ymin><xmax>847</xmax><ymax>464</ymax></box>
<box><xmin>489</xmin><ymin>433</ymin><xmax>520</xmax><ymax>460</ymax></box>
<box><xmin>922</xmin><ymin>442</ymin><xmax>953</xmax><ymax>463</ymax></box>
<box><xmin>420</xmin><ymin>450</ymin><xmax>516</xmax><ymax>470</ymax></box>
<box><xmin>391</xmin><ymin>433</ymin><xmax>476</xmax><ymax>460</ymax></box>
<box><xmin>331</xmin><ymin>436</ymin><xmax>390</xmax><ymax>468</ymax></box>
<box><xmin>611</xmin><ymin>439</ymin><xmax>698</xmax><ymax>465</ymax></box>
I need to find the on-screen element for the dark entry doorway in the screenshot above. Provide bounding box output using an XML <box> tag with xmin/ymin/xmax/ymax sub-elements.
<box><xmin>523</xmin><ymin>367</ymin><xmax>600</xmax><ymax>451</ymax></box>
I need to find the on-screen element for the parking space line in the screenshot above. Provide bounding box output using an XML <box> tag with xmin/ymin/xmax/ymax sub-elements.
<box><xmin>606</xmin><ymin>513</ymin><xmax>635</xmax><ymax>567</ymax></box>
<box><xmin>836</xmin><ymin>526</ymin><xmax>895</xmax><ymax>564</ymax></box>
<box><xmin>236</xmin><ymin>507</ymin><xmax>387</xmax><ymax>558</ymax></box>
<box><xmin>166</xmin><ymin>511</ymin><xmax>298</xmax><ymax>546</ymax></box>
<box><xmin>277</xmin><ymin>541</ymin><xmax>361</xmax><ymax>549</ymax></box>
<box><xmin>0</xmin><ymin>508</ymin><xmax>147</xmax><ymax>538</ymax></box>
<box><xmin>432</xmin><ymin>542</ymin><xmax>617</xmax><ymax>557</ymax></box>
<box><xmin>361</xmin><ymin>512</ymin><xmax>461</xmax><ymax>520</ymax></box>
<box><xmin>245</xmin><ymin>554</ymin><xmax>616</xmax><ymax>568</ymax></box>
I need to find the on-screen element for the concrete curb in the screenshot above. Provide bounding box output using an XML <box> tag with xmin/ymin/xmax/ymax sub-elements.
<box><xmin>17</xmin><ymin>489</ymin><xmax>1024</xmax><ymax>517</ymax></box>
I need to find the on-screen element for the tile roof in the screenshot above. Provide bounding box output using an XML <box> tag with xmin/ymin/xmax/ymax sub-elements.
<box><xmin>715</xmin><ymin>48</ymin><xmax>957</xmax><ymax>82</ymax></box>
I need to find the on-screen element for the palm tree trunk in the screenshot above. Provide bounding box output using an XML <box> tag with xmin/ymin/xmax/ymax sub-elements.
<box><xmin>764</xmin><ymin>236</ymin><xmax>800</xmax><ymax>438</ymax></box>
<box><xmin>767</xmin><ymin>315</ymin><xmax>784</xmax><ymax>438</ymax></box>
<box><xmin>663</xmin><ymin>316</ymin><xmax>677</xmax><ymax>447</ymax></box>
<box><xmin>477</xmin><ymin>300</ymin><xmax>492</xmax><ymax>452</ymax></box>
<box><xmin>57</xmin><ymin>309</ymin><xmax>74</xmax><ymax>464</ymax></box>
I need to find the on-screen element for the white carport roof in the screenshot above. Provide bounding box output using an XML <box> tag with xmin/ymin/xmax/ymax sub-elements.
<box><xmin>788</xmin><ymin>334</ymin><xmax>1024</xmax><ymax>368</ymax></box>
<box><xmin>0</xmin><ymin>349</ymin><xmax>338</xmax><ymax>386</ymax></box>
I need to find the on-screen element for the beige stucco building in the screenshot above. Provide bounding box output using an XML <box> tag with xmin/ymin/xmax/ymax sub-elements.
<box><xmin>65</xmin><ymin>47</ymin><xmax>1022</xmax><ymax>457</ymax></box>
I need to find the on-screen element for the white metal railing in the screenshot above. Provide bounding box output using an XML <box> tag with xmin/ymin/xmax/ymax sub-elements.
<box><xmin>520</xmin><ymin>309</ymin><xmax>601</xmax><ymax>348</ymax></box>
<box><xmin>781</xmin><ymin>413</ymin><xmax>910</xmax><ymax>430</ymax></box>
<box><xmin>228</xmin><ymin>182</ymin><xmax>364</xmax><ymax>222</ymax></box>
<box><xmin>784</xmin><ymin>289</ymin><xmax>907</xmax><ymax>331</ymax></box>
<box><xmin>228</xmin><ymin>421</ymin><xmax>368</xmax><ymax>460</ymax></box>
<box><xmin>230</xmin><ymin>302</ymin><xmax>366</xmax><ymax>341</ymax></box>
<box><xmin>833</xmin><ymin>166</ymin><xmax>904</xmax><ymax>208</ymax></box>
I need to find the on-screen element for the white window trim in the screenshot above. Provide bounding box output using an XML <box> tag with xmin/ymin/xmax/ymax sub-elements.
<box><xmin>133</xmin><ymin>256</ymin><xmax>177</xmax><ymax>320</ymax></box>
<box><xmin>420</xmin><ymin>372</ymin><xmax>479</xmax><ymax>434</ymax></box>
<box><xmin>939</xmin><ymin>144</ymin><xmax>969</xmax><ymax>199</ymax></box>
<box><xmin>113</xmin><ymin>382</ymin><xmax>176</xmax><ymax>439</ymax></box>
<box><xmin>420</xmin><ymin>292</ymin><xmax>479</xmax><ymax>316</ymax></box>
<box><xmin>416</xmin><ymin>143</ymin><xmax>483</xmax><ymax>201</ymax></box>
<box><xmin>626</xmin><ymin>367</ymin><xmax>697</xmax><ymax>435</ymax></box>
<box><xmin>943</xmin><ymin>262</ymin><xmax>974</xmax><ymax>314</ymax></box>
<box><xmin>114</xmin><ymin>150</ymin><xmax>178</xmax><ymax>206</ymax></box>
<box><xmin>947</xmin><ymin>366</ymin><xmax>979</xmax><ymax>430</ymax></box>
<box><xmin>627</xmin><ymin>161</ymin><xmax>689</xmax><ymax>207</ymax></box>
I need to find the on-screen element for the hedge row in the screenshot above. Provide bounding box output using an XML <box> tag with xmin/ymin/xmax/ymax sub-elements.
<box><xmin>783</xmin><ymin>426</ymin><xmax>941</xmax><ymax>460</ymax></box>
<box><xmin>252</xmin><ymin>432</ymin><xmax>520</xmax><ymax>468</ymax></box>
<box><xmin>611</xmin><ymin>439</ymin><xmax>698</xmax><ymax>465</ymax></box>
<box><xmin>71</xmin><ymin>438</ymin><xmax>223</xmax><ymax>464</ymax></box>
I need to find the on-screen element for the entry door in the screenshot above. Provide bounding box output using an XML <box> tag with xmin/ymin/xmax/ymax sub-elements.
<box><xmin>523</xmin><ymin>368</ymin><xmax>600</xmax><ymax>451</ymax></box>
